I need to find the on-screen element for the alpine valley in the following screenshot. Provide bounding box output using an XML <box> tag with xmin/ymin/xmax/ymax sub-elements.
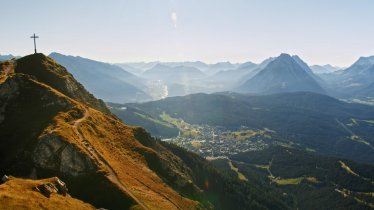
<box><xmin>1</xmin><ymin>50</ymin><xmax>373</xmax><ymax>209</ymax></box>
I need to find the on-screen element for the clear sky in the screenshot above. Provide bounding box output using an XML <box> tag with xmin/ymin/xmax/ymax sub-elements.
<box><xmin>1</xmin><ymin>0</ymin><xmax>374</xmax><ymax>66</ymax></box>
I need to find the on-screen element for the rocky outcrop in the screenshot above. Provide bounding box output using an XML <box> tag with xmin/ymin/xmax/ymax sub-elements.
<box><xmin>0</xmin><ymin>177</ymin><xmax>95</xmax><ymax>210</ymax></box>
<box><xmin>0</xmin><ymin>77</ymin><xmax>19</xmax><ymax>124</ymax></box>
<box><xmin>34</xmin><ymin>177</ymin><xmax>68</xmax><ymax>197</ymax></box>
<box><xmin>33</xmin><ymin>134</ymin><xmax>96</xmax><ymax>176</ymax></box>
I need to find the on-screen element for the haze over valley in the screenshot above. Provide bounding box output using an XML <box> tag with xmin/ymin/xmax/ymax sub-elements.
<box><xmin>1</xmin><ymin>1</ymin><xmax>374</xmax><ymax>209</ymax></box>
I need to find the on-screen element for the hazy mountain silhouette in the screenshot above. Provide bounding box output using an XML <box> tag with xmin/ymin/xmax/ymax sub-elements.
<box><xmin>323</xmin><ymin>56</ymin><xmax>374</xmax><ymax>98</ymax></box>
<box><xmin>49</xmin><ymin>52</ymin><xmax>151</xmax><ymax>103</ymax></box>
<box><xmin>310</xmin><ymin>64</ymin><xmax>342</xmax><ymax>74</ymax></box>
<box><xmin>142</xmin><ymin>63</ymin><xmax>206</xmax><ymax>83</ymax></box>
<box><xmin>238</xmin><ymin>53</ymin><xmax>325</xmax><ymax>94</ymax></box>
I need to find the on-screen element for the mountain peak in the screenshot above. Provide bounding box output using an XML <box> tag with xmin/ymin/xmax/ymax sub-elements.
<box><xmin>238</xmin><ymin>53</ymin><xmax>325</xmax><ymax>94</ymax></box>
<box><xmin>15</xmin><ymin>53</ymin><xmax>77</xmax><ymax>82</ymax></box>
<box><xmin>274</xmin><ymin>53</ymin><xmax>295</xmax><ymax>64</ymax></box>
<box><xmin>279</xmin><ymin>53</ymin><xmax>292</xmax><ymax>58</ymax></box>
<box><xmin>49</xmin><ymin>52</ymin><xmax>62</xmax><ymax>56</ymax></box>
<box><xmin>14</xmin><ymin>53</ymin><xmax>109</xmax><ymax>113</ymax></box>
<box><xmin>354</xmin><ymin>55</ymin><xmax>374</xmax><ymax>66</ymax></box>
<box><xmin>268</xmin><ymin>53</ymin><xmax>297</xmax><ymax>67</ymax></box>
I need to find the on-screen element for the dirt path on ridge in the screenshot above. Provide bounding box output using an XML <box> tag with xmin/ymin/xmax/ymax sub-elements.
<box><xmin>72</xmin><ymin>107</ymin><xmax>150</xmax><ymax>210</ymax></box>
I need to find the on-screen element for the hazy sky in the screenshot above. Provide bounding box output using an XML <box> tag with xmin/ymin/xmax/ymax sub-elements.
<box><xmin>1</xmin><ymin>0</ymin><xmax>374</xmax><ymax>66</ymax></box>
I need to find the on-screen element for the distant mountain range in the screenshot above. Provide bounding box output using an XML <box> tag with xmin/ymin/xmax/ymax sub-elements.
<box><xmin>48</xmin><ymin>53</ymin><xmax>374</xmax><ymax>101</ymax></box>
<box><xmin>321</xmin><ymin>56</ymin><xmax>374</xmax><ymax>98</ymax></box>
<box><xmin>117</xmin><ymin>61</ymin><xmax>238</xmax><ymax>75</ymax></box>
<box><xmin>208</xmin><ymin>61</ymin><xmax>259</xmax><ymax>89</ymax></box>
<box><xmin>0</xmin><ymin>54</ymin><xmax>19</xmax><ymax>61</ymax></box>
<box><xmin>49</xmin><ymin>52</ymin><xmax>151</xmax><ymax>103</ymax></box>
<box><xmin>310</xmin><ymin>64</ymin><xmax>342</xmax><ymax>74</ymax></box>
<box><xmin>3</xmin><ymin>52</ymin><xmax>374</xmax><ymax>101</ymax></box>
<box><xmin>106</xmin><ymin>54</ymin><xmax>374</xmax><ymax>100</ymax></box>
<box><xmin>142</xmin><ymin>63</ymin><xmax>206</xmax><ymax>82</ymax></box>
<box><xmin>204</xmin><ymin>62</ymin><xmax>241</xmax><ymax>75</ymax></box>
<box><xmin>338</xmin><ymin>56</ymin><xmax>374</xmax><ymax>89</ymax></box>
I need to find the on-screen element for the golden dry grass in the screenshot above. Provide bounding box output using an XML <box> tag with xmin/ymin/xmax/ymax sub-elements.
<box><xmin>0</xmin><ymin>177</ymin><xmax>95</xmax><ymax>210</ymax></box>
<box><xmin>45</xmin><ymin>103</ymin><xmax>199</xmax><ymax>209</ymax></box>
<box><xmin>272</xmin><ymin>177</ymin><xmax>319</xmax><ymax>185</ymax></box>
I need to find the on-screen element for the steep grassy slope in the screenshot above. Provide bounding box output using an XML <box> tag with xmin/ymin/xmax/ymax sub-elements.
<box><xmin>0</xmin><ymin>57</ymin><xmax>200</xmax><ymax>209</ymax></box>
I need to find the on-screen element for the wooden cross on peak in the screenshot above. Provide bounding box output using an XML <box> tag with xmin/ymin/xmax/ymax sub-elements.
<box><xmin>30</xmin><ymin>33</ymin><xmax>39</xmax><ymax>54</ymax></box>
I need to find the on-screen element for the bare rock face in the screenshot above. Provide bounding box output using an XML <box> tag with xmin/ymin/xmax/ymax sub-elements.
<box><xmin>0</xmin><ymin>76</ymin><xmax>19</xmax><ymax>98</ymax></box>
<box><xmin>0</xmin><ymin>77</ymin><xmax>19</xmax><ymax>124</ymax></box>
<box><xmin>32</xmin><ymin>134</ymin><xmax>96</xmax><ymax>176</ymax></box>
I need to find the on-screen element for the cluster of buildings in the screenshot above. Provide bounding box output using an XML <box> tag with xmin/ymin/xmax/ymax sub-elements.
<box><xmin>164</xmin><ymin>124</ymin><xmax>271</xmax><ymax>158</ymax></box>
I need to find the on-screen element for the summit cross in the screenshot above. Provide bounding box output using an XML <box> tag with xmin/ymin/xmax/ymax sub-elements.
<box><xmin>30</xmin><ymin>33</ymin><xmax>39</xmax><ymax>54</ymax></box>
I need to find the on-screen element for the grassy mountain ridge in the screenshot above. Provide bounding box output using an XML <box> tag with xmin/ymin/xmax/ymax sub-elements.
<box><xmin>0</xmin><ymin>55</ymin><xmax>202</xmax><ymax>209</ymax></box>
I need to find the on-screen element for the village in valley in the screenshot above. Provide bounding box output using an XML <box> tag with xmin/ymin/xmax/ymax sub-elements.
<box><xmin>161</xmin><ymin>118</ymin><xmax>279</xmax><ymax>158</ymax></box>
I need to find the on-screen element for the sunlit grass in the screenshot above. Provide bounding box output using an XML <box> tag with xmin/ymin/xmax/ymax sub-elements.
<box><xmin>222</xmin><ymin>129</ymin><xmax>273</xmax><ymax>140</ymax></box>
<box><xmin>272</xmin><ymin>177</ymin><xmax>319</xmax><ymax>185</ymax></box>
<box><xmin>228</xmin><ymin>161</ymin><xmax>248</xmax><ymax>181</ymax></box>
<box><xmin>160</xmin><ymin>112</ymin><xmax>190</xmax><ymax>129</ymax></box>
<box><xmin>134</xmin><ymin>112</ymin><xmax>174</xmax><ymax>128</ymax></box>
<box><xmin>254</xmin><ymin>164</ymin><xmax>269</xmax><ymax>169</ymax></box>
